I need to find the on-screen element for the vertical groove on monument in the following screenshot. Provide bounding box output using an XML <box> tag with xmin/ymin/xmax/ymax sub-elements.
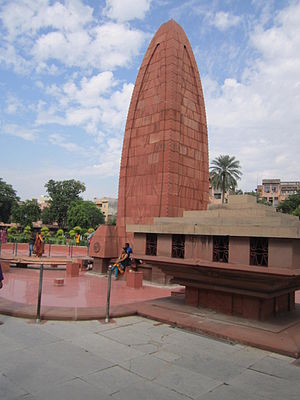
<box><xmin>117</xmin><ymin>20</ymin><xmax>209</xmax><ymax>242</ymax></box>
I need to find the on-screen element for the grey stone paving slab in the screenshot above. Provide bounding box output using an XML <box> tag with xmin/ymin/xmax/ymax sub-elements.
<box><xmin>131</xmin><ymin>342</ymin><xmax>160</xmax><ymax>354</ymax></box>
<box><xmin>2</xmin><ymin>354</ymin><xmax>74</xmax><ymax>395</ymax></box>
<box><xmin>98</xmin><ymin>324</ymin><xmax>155</xmax><ymax>346</ymax></box>
<box><xmin>221</xmin><ymin>346</ymin><xmax>270</xmax><ymax>368</ymax></box>
<box><xmin>152</xmin><ymin>349</ymin><xmax>182</xmax><ymax>362</ymax></box>
<box><xmin>38</xmin><ymin>320</ymin><xmax>110</xmax><ymax>339</ymax></box>
<box><xmin>1</xmin><ymin>315</ymin><xmax>300</xmax><ymax>400</ymax></box>
<box><xmin>0</xmin><ymin>373</ymin><xmax>28</xmax><ymax>400</ymax></box>
<box><xmin>249</xmin><ymin>355</ymin><xmax>300</xmax><ymax>381</ymax></box>
<box><xmin>70</xmin><ymin>332</ymin><xmax>144</xmax><ymax>363</ymax></box>
<box><xmin>0</xmin><ymin>332</ymin><xmax>26</xmax><ymax>357</ymax></box>
<box><xmin>228</xmin><ymin>368</ymin><xmax>300</xmax><ymax>400</ymax></box>
<box><xmin>120</xmin><ymin>353</ymin><xmax>171</xmax><ymax>380</ymax></box>
<box><xmin>164</xmin><ymin>329</ymin><xmax>239</xmax><ymax>355</ymax></box>
<box><xmin>33</xmin><ymin>377</ymin><xmax>111</xmax><ymax>400</ymax></box>
<box><xmin>153</xmin><ymin>363</ymin><xmax>222</xmax><ymax>399</ymax></box>
<box><xmin>0</xmin><ymin>320</ymin><xmax>60</xmax><ymax>348</ymax></box>
<box><xmin>32</xmin><ymin>340</ymin><xmax>114</xmax><ymax>377</ymax></box>
<box><xmin>111</xmin><ymin>379</ymin><xmax>191</xmax><ymax>400</ymax></box>
<box><xmin>0</xmin><ymin>348</ymin><xmax>45</xmax><ymax>375</ymax></box>
<box><xmin>174</xmin><ymin>351</ymin><xmax>247</xmax><ymax>381</ymax></box>
<box><xmin>82</xmin><ymin>365</ymin><xmax>146</xmax><ymax>395</ymax></box>
<box><xmin>198</xmin><ymin>383</ymin><xmax>265</xmax><ymax>400</ymax></box>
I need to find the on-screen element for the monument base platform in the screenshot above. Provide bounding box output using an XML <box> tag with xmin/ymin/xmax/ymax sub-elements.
<box><xmin>184</xmin><ymin>286</ymin><xmax>295</xmax><ymax>321</ymax></box>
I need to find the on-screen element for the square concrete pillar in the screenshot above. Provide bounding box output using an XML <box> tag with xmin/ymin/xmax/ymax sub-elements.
<box><xmin>126</xmin><ymin>270</ymin><xmax>143</xmax><ymax>289</ymax></box>
<box><xmin>229</xmin><ymin>237</ymin><xmax>249</xmax><ymax>265</ymax></box>
<box><xmin>157</xmin><ymin>234</ymin><xmax>172</xmax><ymax>257</ymax></box>
<box><xmin>66</xmin><ymin>262</ymin><xmax>80</xmax><ymax>277</ymax></box>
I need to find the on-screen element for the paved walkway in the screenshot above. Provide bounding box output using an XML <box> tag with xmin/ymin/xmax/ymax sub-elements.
<box><xmin>1</xmin><ymin>314</ymin><xmax>300</xmax><ymax>400</ymax></box>
<box><xmin>1</xmin><ymin>268</ymin><xmax>300</xmax><ymax>358</ymax></box>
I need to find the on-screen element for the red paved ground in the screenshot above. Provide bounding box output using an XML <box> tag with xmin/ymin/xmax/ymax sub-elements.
<box><xmin>0</xmin><ymin>269</ymin><xmax>172</xmax><ymax>308</ymax></box>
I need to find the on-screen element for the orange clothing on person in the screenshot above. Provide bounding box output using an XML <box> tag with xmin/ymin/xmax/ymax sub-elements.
<box><xmin>34</xmin><ymin>233</ymin><xmax>44</xmax><ymax>257</ymax></box>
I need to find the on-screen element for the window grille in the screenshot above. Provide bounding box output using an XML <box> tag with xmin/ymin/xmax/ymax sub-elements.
<box><xmin>145</xmin><ymin>233</ymin><xmax>157</xmax><ymax>256</ymax></box>
<box><xmin>213</xmin><ymin>236</ymin><xmax>229</xmax><ymax>263</ymax></box>
<box><xmin>172</xmin><ymin>234</ymin><xmax>185</xmax><ymax>258</ymax></box>
<box><xmin>250</xmin><ymin>237</ymin><xmax>268</xmax><ymax>266</ymax></box>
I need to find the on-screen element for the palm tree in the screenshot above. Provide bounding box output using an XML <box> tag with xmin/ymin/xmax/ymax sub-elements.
<box><xmin>210</xmin><ymin>155</ymin><xmax>242</xmax><ymax>204</ymax></box>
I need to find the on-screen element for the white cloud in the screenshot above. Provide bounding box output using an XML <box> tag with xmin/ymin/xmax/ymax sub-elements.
<box><xmin>0</xmin><ymin>1</ymin><xmax>147</xmax><ymax>73</ymax></box>
<box><xmin>211</xmin><ymin>11</ymin><xmax>242</xmax><ymax>31</ymax></box>
<box><xmin>3</xmin><ymin>123</ymin><xmax>37</xmax><ymax>141</ymax></box>
<box><xmin>0</xmin><ymin>0</ymin><xmax>93</xmax><ymax>39</ymax></box>
<box><xmin>205</xmin><ymin>2</ymin><xmax>300</xmax><ymax>190</ymax></box>
<box><xmin>49</xmin><ymin>133</ymin><xmax>81</xmax><ymax>152</ymax></box>
<box><xmin>103</xmin><ymin>0</ymin><xmax>151</xmax><ymax>22</ymax></box>
<box><xmin>5</xmin><ymin>94</ymin><xmax>24</xmax><ymax>114</ymax></box>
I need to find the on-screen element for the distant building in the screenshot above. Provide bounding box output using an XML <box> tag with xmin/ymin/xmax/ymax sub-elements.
<box><xmin>37</xmin><ymin>195</ymin><xmax>50</xmax><ymax>210</ymax></box>
<box><xmin>257</xmin><ymin>179</ymin><xmax>300</xmax><ymax>208</ymax></box>
<box><xmin>94</xmin><ymin>197</ymin><xmax>117</xmax><ymax>223</ymax></box>
<box><xmin>209</xmin><ymin>185</ymin><xmax>227</xmax><ymax>204</ymax></box>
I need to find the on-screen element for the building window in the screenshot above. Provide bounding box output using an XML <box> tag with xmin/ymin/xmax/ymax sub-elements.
<box><xmin>250</xmin><ymin>237</ymin><xmax>268</xmax><ymax>267</ymax></box>
<box><xmin>213</xmin><ymin>236</ymin><xmax>229</xmax><ymax>263</ymax></box>
<box><xmin>214</xmin><ymin>193</ymin><xmax>221</xmax><ymax>199</ymax></box>
<box><xmin>264</xmin><ymin>185</ymin><xmax>270</xmax><ymax>193</ymax></box>
<box><xmin>172</xmin><ymin>234</ymin><xmax>185</xmax><ymax>258</ymax></box>
<box><xmin>145</xmin><ymin>233</ymin><xmax>157</xmax><ymax>256</ymax></box>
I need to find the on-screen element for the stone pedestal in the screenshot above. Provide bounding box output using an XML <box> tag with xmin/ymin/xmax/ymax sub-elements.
<box><xmin>93</xmin><ymin>258</ymin><xmax>111</xmax><ymax>274</ymax></box>
<box><xmin>54</xmin><ymin>278</ymin><xmax>64</xmax><ymax>286</ymax></box>
<box><xmin>66</xmin><ymin>262</ymin><xmax>79</xmax><ymax>277</ymax></box>
<box><xmin>126</xmin><ymin>270</ymin><xmax>143</xmax><ymax>289</ymax></box>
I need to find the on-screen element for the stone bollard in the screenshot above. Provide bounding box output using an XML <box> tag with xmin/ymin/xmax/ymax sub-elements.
<box><xmin>126</xmin><ymin>270</ymin><xmax>143</xmax><ymax>289</ymax></box>
<box><xmin>66</xmin><ymin>262</ymin><xmax>80</xmax><ymax>277</ymax></box>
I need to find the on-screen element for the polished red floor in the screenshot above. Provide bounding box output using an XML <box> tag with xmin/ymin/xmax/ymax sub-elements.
<box><xmin>0</xmin><ymin>269</ymin><xmax>172</xmax><ymax>308</ymax></box>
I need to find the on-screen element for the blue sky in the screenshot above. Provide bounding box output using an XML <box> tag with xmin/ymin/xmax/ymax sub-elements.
<box><xmin>1</xmin><ymin>0</ymin><xmax>299</xmax><ymax>201</ymax></box>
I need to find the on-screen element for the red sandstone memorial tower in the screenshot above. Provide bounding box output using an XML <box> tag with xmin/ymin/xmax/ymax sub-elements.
<box><xmin>117</xmin><ymin>19</ymin><xmax>209</xmax><ymax>244</ymax></box>
<box><xmin>91</xmin><ymin>20</ymin><xmax>209</xmax><ymax>268</ymax></box>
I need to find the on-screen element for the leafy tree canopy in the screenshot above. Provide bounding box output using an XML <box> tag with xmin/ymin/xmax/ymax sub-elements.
<box><xmin>210</xmin><ymin>155</ymin><xmax>242</xmax><ymax>203</ymax></box>
<box><xmin>11</xmin><ymin>199</ymin><xmax>41</xmax><ymax>227</ymax></box>
<box><xmin>45</xmin><ymin>179</ymin><xmax>86</xmax><ymax>228</ymax></box>
<box><xmin>277</xmin><ymin>190</ymin><xmax>300</xmax><ymax>214</ymax></box>
<box><xmin>0</xmin><ymin>178</ymin><xmax>19</xmax><ymax>223</ymax></box>
<box><xmin>67</xmin><ymin>200</ymin><xmax>105</xmax><ymax>230</ymax></box>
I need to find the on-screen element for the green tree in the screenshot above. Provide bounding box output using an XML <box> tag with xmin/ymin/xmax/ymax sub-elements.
<box><xmin>277</xmin><ymin>190</ymin><xmax>300</xmax><ymax>214</ymax></box>
<box><xmin>56</xmin><ymin>229</ymin><xmax>64</xmax><ymax>238</ymax></box>
<box><xmin>45</xmin><ymin>179</ymin><xmax>86</xmax><ymax>228</ymax></box>
<box><xmin>67</xmin><ymin>200</ymin><xmax>105</xmax><ymax>230</ymax></box>
<box><xmin>69</xmin><ymin>229</ymin><xmax>76</xmax><ymax>239</ymax></box>
<box><xmin>41</xmin><ymin>226</ymin><xmax>50</xmax><ymax>241</ymax></box>
<box><xmin>41</xmin><ymin>207</ymin><xmax>55</xmax><ymax>225</ymax></box>
<box><xmin>293</xmin><ymin>205</ymin><xmax>300</xmax><ymax>218</ymax></box>
<box><xmin>23</xmin><ymin>225</ymin><xmax>32</xmax><ymax>239</ymax></box>
<box><xmin>0</xmin><ymin>178</ymin><xmax>19</xmax><ymax>223</ymax></box>
<box><xmin>11</xmin><ymin>199</ymin><xmax>41</xmax><ymax>227</ymax></box>
<box><xmin>210</xmin><ymin>155</ymin><xmax>242</xmax><ymax>204</ymax></box>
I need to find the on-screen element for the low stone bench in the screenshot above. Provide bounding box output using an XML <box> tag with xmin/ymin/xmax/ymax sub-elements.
<box><xmin>126</xmin><ymin>270</ymin><xmax>143</xmax><ymax>289</ymax></box>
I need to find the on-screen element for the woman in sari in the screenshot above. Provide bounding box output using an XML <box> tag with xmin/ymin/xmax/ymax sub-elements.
<box><xmin>34</xmin><ymin>232</ymin><xmax>44</xmax><ymax>257</ymax></box>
